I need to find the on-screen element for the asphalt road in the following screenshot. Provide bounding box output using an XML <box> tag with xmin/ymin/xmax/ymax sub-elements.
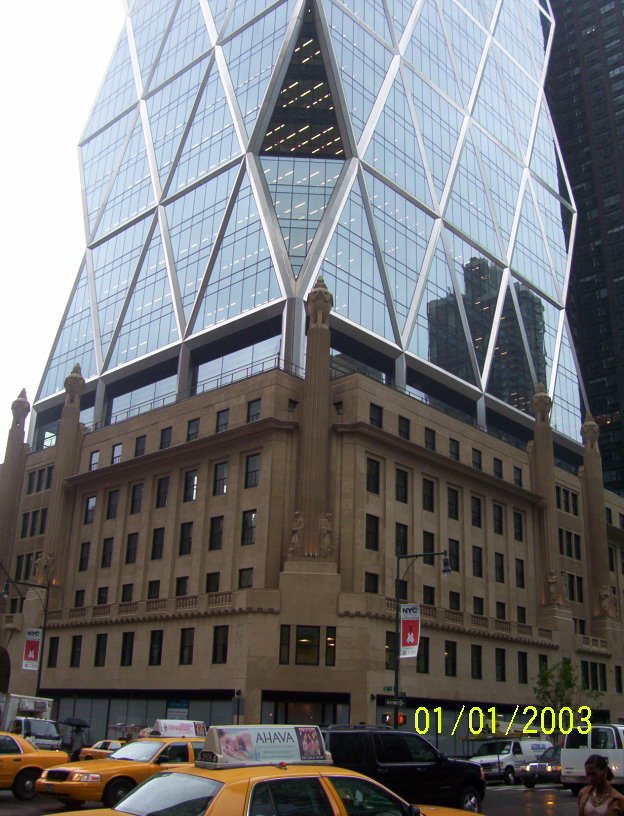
<box><xmin>1</xmin><ymin>784</ymin><xmax>581</xmax><ymax>816</ymax></box>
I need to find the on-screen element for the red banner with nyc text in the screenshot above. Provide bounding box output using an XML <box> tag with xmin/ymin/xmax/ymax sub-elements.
<box><xmin>400</xmin><ymin>604</ymin><xmax>421</xmax><ymax>659</ymax></box>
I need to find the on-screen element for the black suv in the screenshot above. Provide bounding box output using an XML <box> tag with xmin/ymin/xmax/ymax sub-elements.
<box><xmin>322</xmin><ymin>726</ymin><xmax>485</xmax><ymax>812</ymax></box>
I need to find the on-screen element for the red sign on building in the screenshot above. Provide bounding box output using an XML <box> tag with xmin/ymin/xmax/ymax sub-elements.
<box><xmin>400</xmin><ymin>604</ymin><xmax>421</xmax><ymax>659</ymax></box>
<box><xmin>22</xmin><ymin>628</ymin><xmax>42</xmax><ymax>671</ymax></box>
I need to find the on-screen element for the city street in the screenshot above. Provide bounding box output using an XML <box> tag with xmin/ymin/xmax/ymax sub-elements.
<box><xmin>1</xmin><ymin>784</ymin><xmax>581</xmax><ymax>816</ymax></box>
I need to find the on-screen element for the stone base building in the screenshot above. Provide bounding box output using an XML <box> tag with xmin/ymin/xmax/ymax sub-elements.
<box><xmin>1</xmin><ymin>281</ymin><xmax>623</xmax><ymax>750</ymax></box>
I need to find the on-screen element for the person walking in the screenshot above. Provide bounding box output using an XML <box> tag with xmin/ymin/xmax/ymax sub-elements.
<box><xmin>578</xmin><ymin>755</ymin><xmax>624</xmax><ymax>815</ymax></box>
<box><xmin>70</xmin><ymin>726</ymin><xmax>86</xmax><ymax>762</ymax></box>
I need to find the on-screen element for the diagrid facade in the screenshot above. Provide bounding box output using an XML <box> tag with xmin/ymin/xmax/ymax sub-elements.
<box><xmin>35</xmin><ymin>0</ymin><xmax>585</xmax><ymax>450</ymax></box>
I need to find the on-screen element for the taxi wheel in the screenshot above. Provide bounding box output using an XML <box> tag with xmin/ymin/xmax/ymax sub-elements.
<box><xmin>503</xmin><ymin>766</ymin><xmax>516</xmax><ymax>785</ymax></box>
<box><xmin>12</xmin><ymin>768</ymin><xmax>41</xmax><ymax>800</ymax></box>
<box><xmin>104</xmin><ymin>778</ymin><xmax>135</xmax><ymax>807</ymax></box>
<box><xmin>457</xmin><ymin>786</ymin><xmax>482</xmax><ymax>812</ymax></box>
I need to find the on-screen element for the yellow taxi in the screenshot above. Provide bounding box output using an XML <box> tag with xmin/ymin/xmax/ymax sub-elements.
<box><xmin>36</xmin><ymin>735</ymin><xmax>205</xmax><ymax>806</ymax></box>
<box><xmin>0</xmin><ymin>731</ymin><xmax>68</xmax><ymax>800</ymax></box>
<box><xmin>47</xmin><ymin>725</ymin><xmax>484</xmax><ymax>816</ymax></box>
<box><xmin>79</xmin><ymin>739</ymin><xmax>126</xmax><ymax>760</ymax></box>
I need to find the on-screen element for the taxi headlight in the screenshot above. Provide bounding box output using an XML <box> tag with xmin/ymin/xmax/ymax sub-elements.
<box><xmin>520</xmin><ymin>765</ymin><xmax>529</xmax><ymax>772</ymax></box>
<box><xmin>40</xmin><ymin>770</ymin><xmax>49</xmax><ymax>779</ymax></box>
<box><xmin>69</xmin><ymin>772</ymin><xmax>101</xmax><ymax>783</ymax></box>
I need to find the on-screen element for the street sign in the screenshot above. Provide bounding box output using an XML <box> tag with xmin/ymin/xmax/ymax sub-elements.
<box><xmin>385</xmin><ymin>697</ymin><xmax>406</xmax><ymax>707</ymax></box>
<box><xmin>383</xmin><ymin>686</ymin><xmax>393</xmax><ymax>692</ymax></box>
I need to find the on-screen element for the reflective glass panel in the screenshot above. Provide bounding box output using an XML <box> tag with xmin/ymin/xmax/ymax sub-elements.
<box><xmin>165</xmin><ymin>163</ymin><xmax>240</xmax><ymax>318</ymax></box>
<box><xmin>207</xmin><ymin>0</ymin><xmax>230</xmax><ymax>30</ymax></box>
<box><xmin>262</xmin><ymin>157</ymin><xmax>344</xmax><ymax>277</ymax></box>
<box><xmin>191</xmin><ymin>175</ymin><xmax>283</xmax><ymax>333</ymax></box>
<box><xmin>531</xmin><ymin>179</ymin><xmax>572</xmax><ymax>296</ymax></box>
<box><xmin>334</xmin><ymin>0</ymin><xmax>392</xmax><ymax>45</ymax></box>
<box><xmin>40</xmin><ymin>262</ymin><xmax>96</xmax><ymax>399</ymax></box>
<box><xmin>457</xmin><ymin>0</ymin><xmax>496</xmax><ymax>28</ymax></box>
<box><xmin>131</xmin><ymin>0</ymin><xmax>178</xmax><ymax>87</ymax></box>
<box><xmin>150</xmin><ymin>0</ymin><xmax>212</xmax><ymax>90</ymax></box>
<box><xmin>438</xmin><ymin>0</ymin><xmax>488</xmax><ymax>106</ymax></box>
<box><xmin>530</xmin><ymin>96</ymin><xmax>568</xmax><ymax>196</ymax></box>
<box><xmin>226</xmin><ymin>0</ymin><xmax>295</xmax><ymax>36</ymax></box>
<box><xmin>472</xmin><ymin>51</ymin><xmax>520</xmax><ymax>157</ymax></box>
<box><xmin>510</xmin><ymin>184</ymin><xmax>559</xmax><ymax>301</ymax></box>
<box><xmin>386</xmin><ymin>0</ymin><xmax>415</xmax><ymax>42</ymax></box>
<box><xmin>82</xmin><ymin>31</ymin><xmax>137</xmax><ymax>141</ymax></box>
<box><xmin>108</xmin><ymin>224</ymin><xmax>179</xmax><ymax>368</ymax></box>
<box><xmin>319</xmin><ymin>177</ymin><xmax>395</xmax><ymax>341</ymax></box>
<box><xmin>551</xmin><ymin>322</ymin><xmax>583</xmax><ymax>443</ymax></box>
<box><xmin>404</xmin><ymin>0</ymin><xmax>462</xmax><ymax>104</ymax></box>
<box><xmin>493</xmin><ymin>0</ymin><xmax>547</xmax><ymax>83</ymax></box>
<box><xmin>492</xmin><ymin>45</ymin><xmax>538</xmax><ymax>157</ymax></box>
<box><xmin>195</xmin><ymin>335</ymin><xmax>282</xmax><ymax>392</ymax></box>
<box><xmin>109</xmin><ymin>374</ymin><xmax>178</xmax><ymax>423</ymax></box>
<box><xmin>512</xmin><ymin>279</ymin><xmax>560</xmax><ymax>390</ymax></box>
<box><xmin>365</xmin><ymin>170</ymin><xmax>435</xmax><ymax>331</ymax></box>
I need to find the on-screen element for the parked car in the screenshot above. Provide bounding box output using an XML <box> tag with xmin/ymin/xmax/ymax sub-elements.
<box><xmin>519</xmin><ymin>745</ymin><xmax>562</xmax><ymax>787</ymax></box>
<box><xmin>0</xmin><ymin>731</ymin><xmax>68</xmax><ymax>800</ymax></box>
<box><xmin>322</xmin><ymin>725</ymin><xmax>485</xmax><ymax>811</ymax></box>
<box><xmin>80</xmin><ymin>739</ymin><xmax>126</xmax><ymax>760</ymax></box>
<box><xmin>469</xmin><ymin>737</ymin><xmax>552</xmax><ymax>784</ymax></box>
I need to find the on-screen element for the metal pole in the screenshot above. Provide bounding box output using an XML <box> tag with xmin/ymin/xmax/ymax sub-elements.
<box><xmin>36</xmin><ymin>584</ymin><xmax>50</xmax><ymax>696</ymax></box>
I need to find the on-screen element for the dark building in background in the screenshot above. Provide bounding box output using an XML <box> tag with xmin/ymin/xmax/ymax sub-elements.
<box><xmin>547</xmin><ymin>0</ymin><xmax>624</xmax><ymax>493</ymax></box>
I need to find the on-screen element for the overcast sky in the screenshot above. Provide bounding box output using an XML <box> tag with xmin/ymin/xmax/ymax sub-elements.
<box><xmin>0</xmin><ymin>2</ymin><xmax>124</xmax><ymax>455</ymax></box>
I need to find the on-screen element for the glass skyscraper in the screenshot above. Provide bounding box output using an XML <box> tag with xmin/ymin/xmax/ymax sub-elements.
<box><xmin>35</xmin><ymin>0</ymin><xmax>586</xmax><ymax>448</ymax></box>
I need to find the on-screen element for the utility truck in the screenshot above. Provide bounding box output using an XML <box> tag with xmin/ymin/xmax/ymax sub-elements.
<box><xmin>0</xmin><ymin>693</ymin><xmax>62</xmax><ymax>749</ymax></box>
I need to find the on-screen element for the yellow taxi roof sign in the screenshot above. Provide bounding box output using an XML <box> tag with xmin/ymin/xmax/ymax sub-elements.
<box><xmin>196</xmin><ymin>725</ymin><xmax>332</xmax><ymax>769</ymax></box>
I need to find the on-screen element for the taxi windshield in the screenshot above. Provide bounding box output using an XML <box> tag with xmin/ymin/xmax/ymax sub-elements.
<box><xmin>108</xmin><ymin>740</ymin><xmax>165</xmax><ymax>762</ymax></box>
<box><xmin>473</xmin><ymin>740</ymin><xmax>511</xmax><ymax>756</ymax></box>
<box><xmin>113</xmin><ymin>772</ymin><xmax>222</xmax><ymax>816</ymax></box>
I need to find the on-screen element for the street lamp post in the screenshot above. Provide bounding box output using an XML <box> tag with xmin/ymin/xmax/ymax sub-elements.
<box><xmin>393</xmin><ymin>550</ymin><xmax>451</xmax><ymax>728</ymax></box>
<box><xmin>2</xmin><ymin>576</ymin><xmax>51</xmax><ymax>696</ymax></box>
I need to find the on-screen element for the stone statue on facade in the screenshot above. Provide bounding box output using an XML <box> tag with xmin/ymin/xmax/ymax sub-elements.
<box><xmin>531</xmin><ymin>383</ymin><xmax>551</xmax><ymax>423</ymax></box>
<box><xmin>319</xmin><ymin>513</ymin><xmax>333</xmax><ymax>558</ymax></box>
<box><xmin>599</xmin><ymin>584</ymin><xmax>617</xmax><ymax>617</ymax></box>
<box><xmin>547</xmin><ymin>570</ymin><xmax>560</xmax><ymax>603</ymax></box>
<box><xmin>64</xmin><ymin>363</ymin><xmax>85</xmax><ymax>404</ymax></box>
<box><xmin>306</xmin><ymin>277</ymin><xmax>333</xmax><ymax>328</ymax></box>
<box><xmin>581</xmin><ymin>413</ymin><xmax>600</xmax><ymax>451</ymax></box>
<box><xmin>289</xmin><ymin>512</ymin><xmax>304</xmax><ymax>557</ymax></box>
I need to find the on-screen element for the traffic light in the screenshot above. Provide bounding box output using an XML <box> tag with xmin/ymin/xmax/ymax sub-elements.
<box><xmin>397</xmin><ymin>713</ymin><xmax>407</xmax><ymax>726</ymax></box>
<box><xmin>382</xmin><ymin>712</ymin><xmax>392</xmax><ymax>725</ymax></box>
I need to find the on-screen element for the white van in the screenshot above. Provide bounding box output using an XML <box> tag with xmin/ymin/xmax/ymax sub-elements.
<box><xmin>470</xmin><ymin>738</ymin><xmax>552</xmax><ymax>784</ymax></box>
<box><xmin>561</xmin><ymin>724</ymin><xmax>624</xmax><ymax>794</ymax></box>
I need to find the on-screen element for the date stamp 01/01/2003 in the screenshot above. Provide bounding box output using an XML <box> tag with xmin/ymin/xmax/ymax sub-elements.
<box><xmin>412</xmin><ymin>705</ymin><xmax>592</xmax><ymax>737</ymax></box>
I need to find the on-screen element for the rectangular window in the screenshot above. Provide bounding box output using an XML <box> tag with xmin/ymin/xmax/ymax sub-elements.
<box><xmin>616</xmin><ymin>666</ymin><xmax>623</xmax><ymax>694</ymax></box>
<box><xmin>160</xmin><ymin>427</ymin><xmax>172</xmax><ymax>450</ymax></box>
<box><xmin>398</xmin><ymin>415</ymin><xmax>410</xmax><ymax>440</ymax></box>
<box><xmin>539</xmin><ymin>654</ymin><xmax>548</xmax><ymax>673</ymax></box>
<box><xmin>495</xmin><ymin>552</ymin><xmax>505</xmax><ymax>583</ymax></box>
<box><xmin>213</xmin><ymin>462</ymin><xmax>228</xmax><ymax>495</ymax></box>
<box><xmin>296</xmin><ymin>625</ymin><xmax>320</xmax><ymax>665</ymax></box>
<box><xmin>155</xmin><ymin>477</ymin><xmax>169</xmax><ymax>508</ymax></box>
<box><xmin>179</xmin><ymin>628</ymin><xmax>194</xmax><ymax>665</ymax></box>
<box><xmin>121</xmin><ymin>583</ymin><xmax>133</xmax><ymax>603</ymax></box>
<box><xmin>364</xmin><ymin>572</ymin><xmax>379</xmax><ymax>593</ymax></box>
<box><xmin>120</xmin><ymin>632</ymin><xmax>134</xmax><ymax>667</ymax></box>
<box><xmin>369</xmin><ymin>403</ymin><xmax>383</xmax><ymax>428</ymax></box>
<box><xmin>386</xmin><ymin>631</ymin><xmax>396</xmax><ymax>671</ymax></box>
<box><xmin>448</xmin><ymin>538</ymin><xmax>460</xmax><ymax>571</ymax></box>
<box><xmin>27</xmin><ymin>471</ymin><xmax>37</xmax><ymax>493</ymax></box>
<box><xmin>395</xmin><ymin>523</ymin><xmax>408</xmax><ymax>556</ymax></box>
<box><xmin>493</xmin><ymin>503</ymin><xmax>504</xmax><ymax>535</ymax></box>
<box><xmin>493</xmin><ymin>457</ymin><xmax>503</xmax><ymax>479</ymax></box>
<box><xmin>515</xmin><ymin>558</ymin><xmax>525</xmax><ymax>588</ymax></box>
<box><xmin>247</xmin><ymin>398</ymin><xmax>261</xmax><ymax>423</ymax></box>
<box><xmin>471</xmin><ymin>496</ymin><xmax>482</xmax><ymax>528</ymax></box>
<box><xmin>245</xmin><ymin>454</ymin><xmax>260</xmax><ymax>488</ymax></box>
<box><xmin>449</xmin><ymin>591</ymin><xmax>460</xmax><ymax>610</ymax></box>
<box><xmin>514</xmin><ymin>511</ymin><xmax>524</xmax><ymax>541</ymax></box>
<box><xmin>608</xmin><ymin>547</ymin><xmax>615</xmax><ymax>572</ymax></box>
<box><xmin>423</xmin><ymin>585</ymin><xmax>435</xmax><ymax>605</ymax></box>
<box><xmin>424</xmin><ymin>427</ymin><xmax>436</xmax><ymax>451</ymax></box>
<box><xmin>125</xmin><ymin>533</ymin><xmax>138</xmax><ymax>565</ymax></box>
<box><xmin>147</xmin><ymin>580</ymin><xmax>160</xmax><ymax>600</ymax></box>
<box><xmin>70</xmin><ymin>635</ymin><xmax>82</xmax><ymax>668</ymax></box>
<box><xmin>517</xmin><ymin>605</ymin><xmax>527</xmax><ymax>623</ymax></box>
<box><xmin>495</xmin><ymin>648</ymin><xmax>506</xmax><ymax>682</ymax></box>
<box><xmin>395</xmin><ymin>468</ymin><xmax>408</xmax><ymax>503</ymax></box>
<box><xmin>472</xmin><ymin>546</ymin><xmax>483</xmax><ymax>578</ymax></box>
<box><xmin>134</xmin><ymin>435</ymin><xmax>146</xmax><ymax>457</ymax></box>
<box><xmin>216</xmin><ymin>409</ymin><xmax>229</xmax><ymax>433</ymax></box>
<box><xmin>449</xmin><ymin>438</ymin><xmax>459</xmax><ymax>461</ymax></box>
<box><xmin>471</xmin><ymin>645</ymin><xmax>482</xmax><ymax>680</ymax></box>
<box><xmin>239</xmin><ymin>567</ymin><xmax>254</xmax><ymax>589</ymax></box>
<box><xmin>416</xmin><ymin>636</ymin><xmax>429</xmax><ymax>674</ymax></box>
<box><xmin>496</xmin><ymin>601</ymin><xmax>506</xmax><ymax>620</ymax></box>
<box><xmin>89</xmin><ymin>451</ymin><xmax>100</xmax><ymax>471</ymax></box>
<box><xmin>187</xmin><ymin>418</ymin><xmax>200</xmax><ymax>442</ymax></box>
<box><xmin>78</xmin><ymin>541</ymin><xmax>90</xmax><ymax>572</ymax></box>
<box><xmin>279</xmin><ymin>625</ymin><xmax>290</xmax><ymax>665</ymax></box>
<box><xmin>365</xmin><ymin>514</ymin><xmax>379</xmax><ymax>551</ymax></box>
<box><xmin>151</xmin><ymin>528</ymin><xmax>164</xmax><ymax>560</ymax></box>
<box><xmin>101</xmin><ymin>537</ymin><xmax>113</xmax><ymax>568</ymax></box>
<box><xmin>183</xmin><ymin>470</ymin><xmax>198</xmax><ymax>502</ymax></box>
<box><xmin>205</xmin><ymin>572</ymin><xmax>220</xmax><ymax>593</ymax></box>
<box><xmin>47</xmin><ymin>636</ymin><xmax>59</xmax><ymax>668</ymax></box>
<box><xmin>445</xmin><ymin>640</ymin><xmax>457</xmax><ymax>676</ymax></box>
<box><xmin>209</xmin><ymin>516</ymin><xmax>224</xmax><ymax>550</ymax></box>
<box><xmin>15</xmin><ymin>554</ymin><xmax>24</xmax><ymax>581</ymax></box>
<box><xmin>423</xmin><ymin>530</ymin><xmax>435</xmax><ymax>565</ymax></box>
<box><xmin>45</xmin><ymin>466</ymin><xmax>54</xmax><ymax>489</ymax></box>
<box><xmin>95</xmin><ymin>633</ymin><xmax>109</xmax><ymax>667</ymax></box>
<box><xmin>149</xmin><ymin>630</ymin><xmax>163</xmax><ymax>666</ymax></box>
<box><xmin>366</xmin><ymin>458</ymin><xmax>380</xmax><ymax>493</ymax></box>
<box><xmin>36</xmin><ymin>468</ymin><xmax>45</xmax><ymax>492</ymax></box>
<box><xmin>396</xmin><ymin>579</ymin><xmax>407</xmax><ymax>601</ymax></box>
<box><xmin>423</xmin><ymin>478</ymin><xmax>434</xmax><ymax>512</ymax></box>
<box><xmin>473</xmin><ymin>596</ymin><xmax>484</xmax><ymax>616</ymax></box>
<box><xmin>111</xmin><ymin>443</ymin><xmax>122</xmax><ymax>465</ymax></box>
<box><xmin>179</xmin><ymin>522</ymin><xmax>193</xmax><ymax>555</ymax></box>
<box><xmin>20</xmin><ymin>513</ymin><xmax>29</xmax><ymax>538</ymax></box>
<box><xmin>514</xmin><ymin>466</ymin><xmax>523</xmax><ymax>487</ymax></box>
<box><xmin>472</xmin><ymin>448</ymin><xmax>482</xmax><ymax>469</ymax></box>
<box><xmin>447</xmin><ymin>487</ymin><xmax>459</xmax><ymax>520</ymax></box>
<box><xmin>213</xmin><ymin>625</ymin><xmax>229</xmax><ymax>664</ymax></box>
<box><xmin>325</xmin><ymin>627</ymin><xmax>336</xmax><ymax>666</ymax></box>
<box><xmin>130</xmin><ymin>483</ymin><xmax>143</xmax><ymax>514</ymax></box>
<box><xmin>96</xmin><ymin>586</ymin><xmax>108</xmax><ymax>605</ymax></box>
<box><xmin>176</xmin><ymin>576</ymin><xmax>189</xmax><ymax>597</ymax></box>
<box><xmin>29</xmin><ymin>510</ymin><xmax>40</xmax><ymax>537</ymax></box>
<box><xmin>84</xmin><ymin>496</ymin><xmax>96</xmax><ymax>524</ymax></box>
<box><xmin>241</xmin><ymin>510</ymin><xmax>257</xmax><ymax>545</ymax></box>
<box><xmin>518</xmin><ymin>652</ymin><xmax>528</xmax><ymax>684</ymax></box>
<box><xmin>74</xmin><ymin>589</ymin><xmax>85</xmax><ymax>608</ymax></box>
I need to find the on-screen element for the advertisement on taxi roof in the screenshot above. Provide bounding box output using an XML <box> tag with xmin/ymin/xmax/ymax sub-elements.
<box><xmin>400</xmin><ymin>604</ymin><xmax>421</xmax><ymax>659</ymax></box>
<box><xmin>216</xmin><ymin>725</ymin><xmax>325</xmax><ymax>763</ymax></box>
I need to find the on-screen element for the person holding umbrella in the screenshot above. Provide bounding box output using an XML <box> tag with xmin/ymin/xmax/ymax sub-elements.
<box><xmin>61</xmin><ymin>717</ymin><xmax>90</xmax><ymax>761</ymax></box>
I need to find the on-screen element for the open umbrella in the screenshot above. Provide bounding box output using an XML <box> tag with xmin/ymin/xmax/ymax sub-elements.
<box><xmin>60</xmin><ymin>717</ymin><xmax>90</xmax><ymax>728</ymax></box>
